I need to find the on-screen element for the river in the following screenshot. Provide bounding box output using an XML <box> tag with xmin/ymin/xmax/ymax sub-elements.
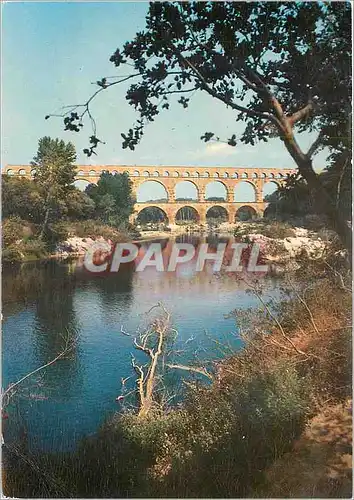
<box><xmin>2</xmin><ymin>234</ymin><xmax>283</xmax><ymax>452</ymax></box>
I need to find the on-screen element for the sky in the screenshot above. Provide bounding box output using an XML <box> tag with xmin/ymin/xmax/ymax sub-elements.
<box><xmin>2</xmin><ymin>1</ymin><xmax>329</xmax><ymax>201</ymax></box>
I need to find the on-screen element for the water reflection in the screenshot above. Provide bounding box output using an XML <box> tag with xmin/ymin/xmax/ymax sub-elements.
<box><xmin>3</xmin><ymin>234</ymin><xmax>281</xmax><ymax>451</ymax></box>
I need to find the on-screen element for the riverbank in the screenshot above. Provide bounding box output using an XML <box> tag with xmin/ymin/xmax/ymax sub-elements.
<box><xmin>3</xmin><ymin>217</ymin><xmax>342</xmax><ymax>268</ymax></box>
<box><xmin>2</xmin><ymin>218</ymin><xmax>136</xmax><ymax>263</ymax></box>
<box><xmin>232</xmin><ymin>220</ymin><xmax>346</xmax><ymax>274</ymax></box>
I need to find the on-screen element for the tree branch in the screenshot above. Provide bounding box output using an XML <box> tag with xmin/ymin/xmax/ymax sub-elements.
<box><xmin>306</xmin><ymin>130</ymin><xmax>324</xmax><ymax>158</ymax></box>
<box><xmin>168</xmin><ymin>42</ymin><xmax>279</xmax><ymax>125</ymax></box>
<box><xmin>166</xmin><ymin>363</ymin><xmax>213</xmax><ymax>380</ymax></box>
<box><xmin>288</xmin><ymin>101</ymin><xmax>313</xmax><ymax>126</ymax></box>
<box><xmin>2</xmin><ymin>331</ymin><xmax>76</xmax><ymax>408</ymax></box>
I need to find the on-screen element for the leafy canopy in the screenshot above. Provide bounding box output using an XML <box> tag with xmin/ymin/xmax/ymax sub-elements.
<box><xmin>51</xmin><ymin>2</ymin><xmax>350</xmax><ymax>157</ymax></box>
<box><xmin>32</xmin><ymin>136</ymin><xmax>77</xmax><ymax>195</ymax></box>
<box><xmin>86</xmin><ymin>171</ymin><xmax>136</xmax><ymax>225</ymax></box>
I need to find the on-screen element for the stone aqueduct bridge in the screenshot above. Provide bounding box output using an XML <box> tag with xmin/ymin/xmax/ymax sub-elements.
<box><xmin>5</xmin><ymin>164</ymin><xmax>295</xmax><ymax>224</ymax></box>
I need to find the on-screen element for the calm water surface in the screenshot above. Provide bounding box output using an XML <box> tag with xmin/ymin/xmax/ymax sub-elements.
<box><xmin>3</xmin><ymin>234</ymin><xmax>282</xmax><ymax>452</ymax></box>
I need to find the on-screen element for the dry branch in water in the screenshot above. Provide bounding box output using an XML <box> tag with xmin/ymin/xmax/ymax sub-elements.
<box><xmin>127</xmin><ymin>303</ymin><xmax>172</xmax><ymax>418</ymax></box>
<box><xmin>119</xmin><ymin>303</ymin><xmax>215</xmax><ymax>417</ymax></box>
<box><xmin>2</xmin><ymin>329</ymin><xmax>77</xmax><ymax>409</ymax></box>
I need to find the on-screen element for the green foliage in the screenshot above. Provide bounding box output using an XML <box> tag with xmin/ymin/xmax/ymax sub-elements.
<box><xmin>85</xmin><ymin>171</ymin><xmax>135</xmax><ymax>225</ymax></box>
<box><xmin>31</xmin><ymin>136</ymin><xmax>77</xmax><ymax>235</ymax></box>
<box><xmin>3</xmin><ymin>364</ymin><xmax>309</xmax><ymax>498</ymax></box>
<box><xmin>18</xmin><ymin>240</ymin><xmax>48</xmax><ymax>260</ymax></box>
<box><xmin>2</xmin><ymin>176</ymin><xmax>44</xmax><ymax>223</ymax></box>
<box><xmin>32</xmin><ymin>136</ymin><xmax>77</xmax><ymax>194</ymax></box>
<box><xmin>2</xmin><ymin>247</ymin><xmax>23</xmax><ymax>263</ymax></box>
<box><xmin>3</xmin><ymin>240</ymin><xmax>48</xmax><ymax>263</ymax></box>
<box><xmin>65</xmin><ymin>189</ymin><xmax>95</xmax><ymax>220</ymax></box>
<box><xmin>266</xmin><ymin>150</ymin><xmax>352</xmax><ymax>222</ymax></box>
<box><xmin>3</xmin><ymin>176</ymin><xmax>96</xmax><ymax>227</ymax></box>
<box><xmin>2</xmin><ymin>216</ymin><xmax>31</xmax><ymax>246</ymax></box>
<box><xmin>66</xmin><ymin>219</ymin><xmax>130</xmax><ymax>241</ymax></box>
<box><xmin>54</xmin><ymin>2</ymin><xmax>350</xmax><ymax>156</ymax></box>
<box><xmin>2</xmin><ymin>216</ymin><xmax>48</xmax><ymax>261</ymax></box>
<box><xmin>42</xmin><ymin>222</ymin><xmax>69</xmax><ymax>248</ymax></box>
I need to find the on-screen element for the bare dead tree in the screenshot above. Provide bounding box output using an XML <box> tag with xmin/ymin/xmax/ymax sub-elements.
<box><xmin>118</xmin><ymin>303</ymin><xmax>215</xmax><ymax>417</ymax></box>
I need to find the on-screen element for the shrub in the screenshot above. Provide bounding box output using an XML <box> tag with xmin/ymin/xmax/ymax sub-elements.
<box><xmin>21</xmin><ymin>240</ymin><xmax>48</xmax><ymax>260</ymax></box>
<box><xmin>67</xmin><ymin>220</ymin><xmax>129</xmax><ymax>241</ymax></box>
<box><xmin>2</xmin><ymin>216</ymin><xmax>31</xmax><ymax>246</ymax></box>
<box><xmin>43</xmin><ymin>222</ymin><xmax>69</xmax><ymax>248</ymax></box>
<box><xmin>2</xmin><ymin>246</ymin><xmax>23</xmax><ymax>263</ymax></box>
<box><xmin>302</xmin><ymin>214</ymin><xmax>326</xmax><ymax>231</ymax></box>
<box><xmin>259</xmin><ymin>221</ymin><xmax>296</xmax><ymax>239</ymax></box>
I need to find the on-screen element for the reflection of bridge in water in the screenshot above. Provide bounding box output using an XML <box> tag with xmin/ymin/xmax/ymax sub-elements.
<box><xmin>5</xmin><ymin>164</ymin><xmax>295</xmax><ymax>224</ymax></box>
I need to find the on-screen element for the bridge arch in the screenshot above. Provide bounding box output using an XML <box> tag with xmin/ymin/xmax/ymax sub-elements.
<box><xmin>136</xmin><ymin>180</ymin><xmax>168</xmax><ymax>203</ymax></box>
<box><xmin>205</xmin><ymin>180</ymin><xmax>227</xmax><ymax>201</ymax></box>
<box><xmin>175</xmin><ymin>180</ymin><xmax>199</xmax><ymax>201</ymax></box>
<box><xmin>74</xmin><ymin>179</ymin><xmax>91</xmax><ymax>191</ymax></box>
<box><xmin>175</xmin><ymin>206</ymin><xmax>200</xmax><ymax>224</ymax></box>
<box><xmin>263</xmin><ymin>181</ymin><xmax>280</xmax><ymax>200</ymax></box>
<box><xmin>206</xmin><ymin>205</ymin><xmax>229</xmax><ymax>222</ymax></box>
<box><xmin>136</xmin><ymin>206</ymin><xmax>169</xmax><ymax>224</ymax></box>
<box><xmin>234</xmin><ymin>181</ymin><xmax>257</xmax><ymax>202</ymax></box>
<box><xmin>235</xmin><ymin>205</ymin><xmax>258</xmax><ymax>221</ymax></box>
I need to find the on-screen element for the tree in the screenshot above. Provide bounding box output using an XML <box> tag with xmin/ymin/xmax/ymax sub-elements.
<box><xmin>2</xmin><ymin>176</ymin><xmax>44</xmax><ymax>223</ymax></box>
<box><xmin>65</xmin><ymin>190</ymin><xmax>96</xmax><ymax>220</ymax></box>
<box><xmin>85</xmin><ymin>171</ymin><xmax>135</xmax><ymax>225</ymax></box>
<box><xmin>49</xmin><ymin>2</ymin><xmax>351</xmax><ymax>250</ymax></box>
<box><xmin>266</xmin><ymin>150</ymin><xmax>352</xmax><ymax>221</ymax></box>
<box><xmin>31</xmin><ymin>137</ymin><xmax>77</xmax><ymax>237</ymax></box>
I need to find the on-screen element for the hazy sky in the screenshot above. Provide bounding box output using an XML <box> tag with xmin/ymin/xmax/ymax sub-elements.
<box><xmin>2</xmin><ymin>2</ymin><xmax>328</xmax><ymax>201</ymax></box>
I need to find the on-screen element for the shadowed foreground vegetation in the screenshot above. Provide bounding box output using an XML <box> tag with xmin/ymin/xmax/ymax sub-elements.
<box><xmin>3</xmin><ymin>249</ymin><xmax>351</xmax><ymax>498</ymax></box>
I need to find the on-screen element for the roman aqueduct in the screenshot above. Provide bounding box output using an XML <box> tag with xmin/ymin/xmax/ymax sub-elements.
<box><xmin>5</xmin><ymin>164</ymin><xmax>295</xmax><ymax>224</ymax></box>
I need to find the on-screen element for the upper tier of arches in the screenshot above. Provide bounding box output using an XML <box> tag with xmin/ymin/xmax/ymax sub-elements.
<box><xmin>5</xmin><ymin>165</ymin><xmax>292</xmax><ymax>181</ymax></box>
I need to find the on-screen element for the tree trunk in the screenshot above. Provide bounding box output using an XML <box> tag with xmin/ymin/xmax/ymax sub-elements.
<box><xmin>281</xmin><ymin>133</ymin><xmax>352</xmax><ymax>256</ymax></box>
<box><xmin>40</xmin><ymin>193</ymin><xmax>51</xmax><ymax>240</ymax></box>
